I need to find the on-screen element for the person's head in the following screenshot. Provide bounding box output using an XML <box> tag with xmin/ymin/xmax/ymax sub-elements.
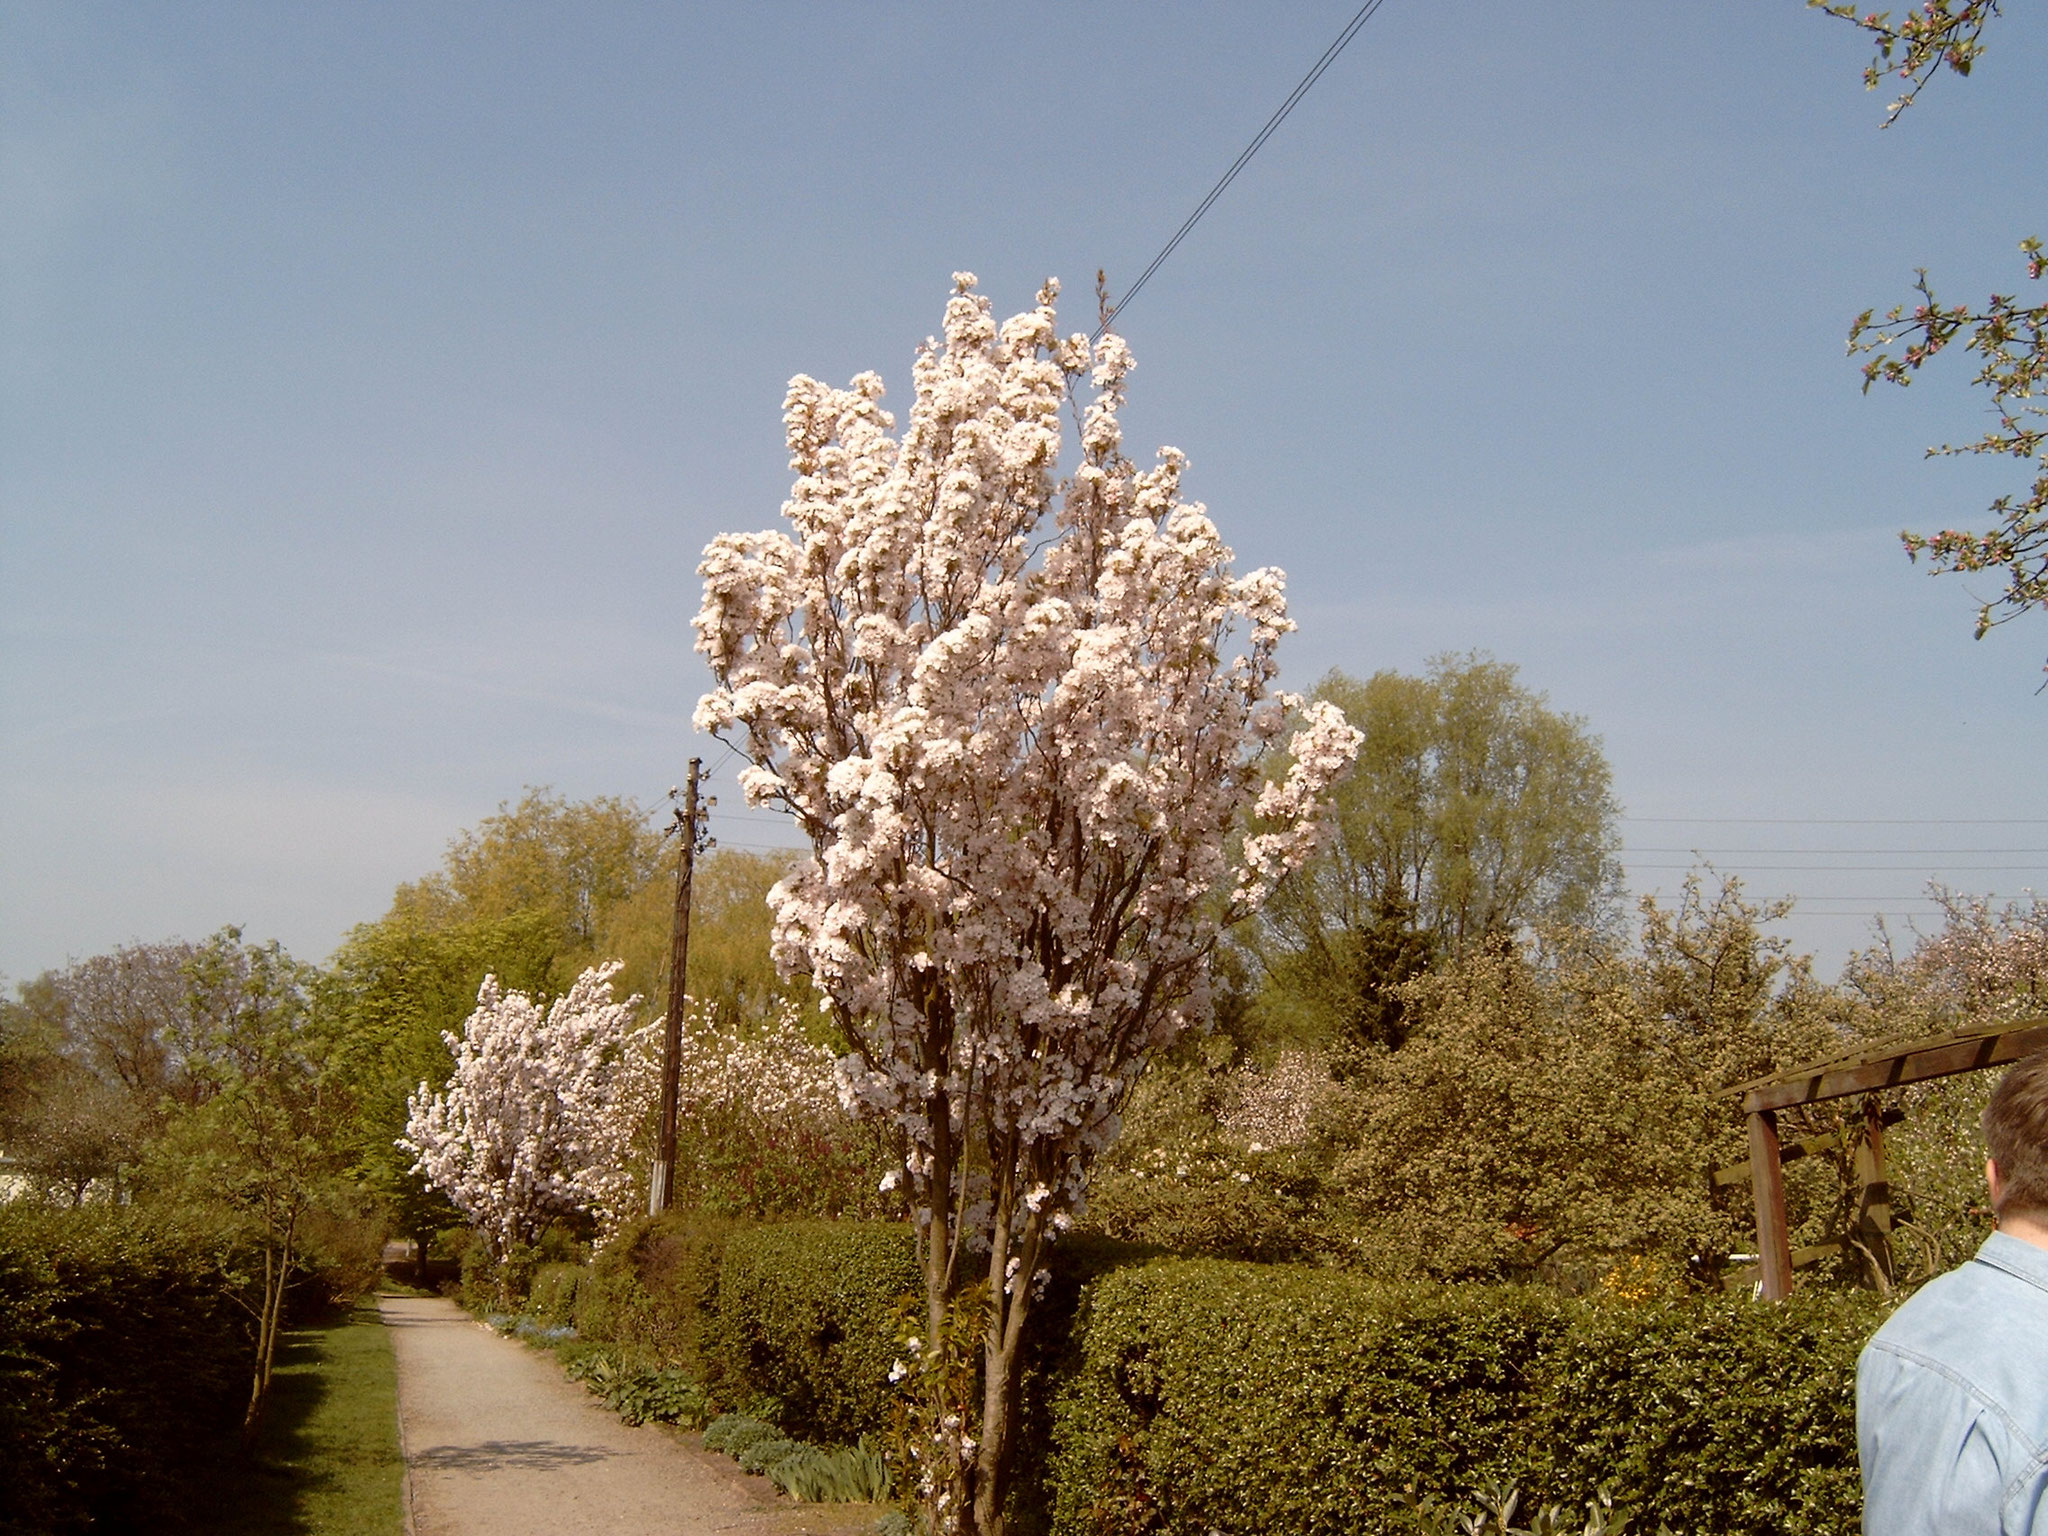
<box><xmin>1983</xmin><ymin>1047</ymin><xmax>2048</xmax><ymax>1223</ymax></box>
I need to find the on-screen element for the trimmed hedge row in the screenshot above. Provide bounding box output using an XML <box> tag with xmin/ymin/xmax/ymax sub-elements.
<box><xmin>1048</xmin><ymin>1266</ymin><xmax>1561</xmax><ymax>1536</ymax></box>
<box><xmin>1047</xmin><ymin>1260</ymin><xmax>1879</xmax><ymax>1536</ymax></box>
<box><xmin>0</xmin><ymin>1206</ymin><xmax>252</xmax><ymax>1536</ymax></box>
<box><xmin>709</xmin><ymin>1220</ymin><xmax>919</xmax><ymax>1443</ymax></box>
<box><xmin>534</xmin><ymin>1211</ymin><xmax>742</xmax><ymax>1378</ymax></box>
<box><xmin>1530</xmin><ymin>1296</ymin><xmax>1872</xmax><ymax>1536</ymax></box>
<box><xmin>542</xmin><ymin>1221</ymin><xmax>1877</xmax><ymax>1536</ymax></box>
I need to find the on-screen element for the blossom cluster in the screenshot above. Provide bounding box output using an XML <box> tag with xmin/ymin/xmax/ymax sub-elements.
<box><xmin>667</xmin><ymin>1003</ymin><xmax>844</xmax><ymax>1128</ymax></box>
<box><xmin>661</xmin><ymin>1003</ymin><xmax>893</xmax><ymax>1218</ymax></box>
<box><xmin>693</xmin><ymin>275</ymin><xmax>1358</xmax><ymax>1533</ymax></box>
<box><xmin>694</xmin><ymin>273</ymin><xmax>1360</xmax><ymax>1242</ymax></box>
<box><xmin>400</xmin><ymin>962</ymin><xmax>653</xmax><ymax>1257</ymax></box>
<box><xmin>1219</xmin><ymin>1049</ymin><xmax>1330</xmax><ymax>1149</ymax></box>
<box><xmin>1912</xmin><ymin>890</ymin><xmax>2048</xmax><ymax>1016</ymax></box>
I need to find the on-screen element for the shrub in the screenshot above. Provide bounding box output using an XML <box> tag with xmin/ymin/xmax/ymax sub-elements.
<box><xmin>1049</xmin><ymin>1261</ymin><xmax>1563</xmax><ymax>1536</ymax></box>
<box><xmin>704</xmin><ymin>1413</ymin><xmax>785</xmax><ymax>1455</ymax></box>
<box><xmin>701</xmin><ymin>1413</ymin><xmax>892</xmax><ymax>1502</ymax></box>
<box><xmin>1527</xmin><ymin>1293</ymin><xmax>1879</xmax><ymax>1536</ymax></box>
<box><xmin>627</xmin><ymin>1369</ymin><xmax>714</xmax><ymax>1427</ymax></box>
<box><xmin>0</xmin><ymin>1205</ymin><xmax>252</xmax><ymax>1536</ymax></box>
<box><xmin>572</xmin><ymin>1209</ymin><xmax>741</xmax><ymax>1375</ymax></box>
<box><xmin>739</xmin><ymin>1435</ymin><xmax>805</xmax><ymax>1474</ymax></box>
<box><xmin>1046</xmin><ymin>1259</ymin><xmax>1873</xmax><ymax>1536</ymax></box>
<box><xmin>709</xmin><ymin>1220</ymin><xmax>918</xmax><ymax>1443</ymax></box>
<box><xmin>527</xmin><ymin>1260</ymin><xmax>586</xmax><ymax>1326</ymax></box>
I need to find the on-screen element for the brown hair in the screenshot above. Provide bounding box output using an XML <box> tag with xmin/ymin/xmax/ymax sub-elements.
<box><xmin>1983</xmin><ymin>1047</ymin><xmax>2048</xmax><ymax>1219</ymax></box>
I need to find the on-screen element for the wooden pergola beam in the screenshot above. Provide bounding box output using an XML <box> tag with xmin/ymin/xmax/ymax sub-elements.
<box><xmin>1711</xmin><ymin>1107</ymin><xmax>1903</xmax><ymax>1187</ymax></box>
<box><xmin>1733</xmin><ymin>1020</ymin><xmax>2048</xmax><ymax>1114</ymax></box>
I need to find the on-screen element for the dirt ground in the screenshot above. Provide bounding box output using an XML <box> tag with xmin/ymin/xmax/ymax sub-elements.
<box><xmin>380</xmin><ymin>1296</ymin><xmax>883</xmax><ymax>1536</ymax></box>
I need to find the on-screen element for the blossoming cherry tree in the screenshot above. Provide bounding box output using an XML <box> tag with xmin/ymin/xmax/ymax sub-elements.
<box><xmin>401</xmin><ymin>961</ymin><xmax>653</xmax><ymax>1271</ymax></box>
<box><xmin>694</xmin><ymin>274</ymin><xmax>1360</xmax><ymax>1536</ymax></box>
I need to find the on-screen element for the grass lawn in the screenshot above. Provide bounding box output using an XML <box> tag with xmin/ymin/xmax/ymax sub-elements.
<box><xmin>214</xmin><ymin>1300</ymin><xmax>406</xmax><ymax>1536</ymax></box>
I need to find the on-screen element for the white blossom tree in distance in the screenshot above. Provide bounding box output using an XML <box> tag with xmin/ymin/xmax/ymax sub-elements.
<box><xmin>401</xmin><ymin>961</ymin><xmax>653</xmax><ymax>1273</ymax></box>
<box><xmin>694</xmin><ymin>274</ymin><xmax>1361</xmax><ymax>1536</ymax></box>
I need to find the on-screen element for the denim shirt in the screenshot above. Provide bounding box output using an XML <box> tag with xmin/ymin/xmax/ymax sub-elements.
<box><xmin>1859</xmin><ymin>1231</ymin><xmax>2048</xmax><ymax>1535</ymax></box>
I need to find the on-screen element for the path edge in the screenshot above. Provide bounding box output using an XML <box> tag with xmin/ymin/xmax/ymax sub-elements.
<box><xmin>377</xmin><ymin>1295</ymin><xmax>421</xmax><ymax>1536</ymax></box>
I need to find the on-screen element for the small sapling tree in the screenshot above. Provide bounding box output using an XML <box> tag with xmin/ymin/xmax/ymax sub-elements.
<box><xmin>694</xmin><ymin>274</ymin><xmax>1359</xmax><ymax>1536</ymax></box>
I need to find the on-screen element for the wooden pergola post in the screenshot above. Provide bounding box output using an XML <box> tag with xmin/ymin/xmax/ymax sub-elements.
<box><xmin>1746</xmin><ymin>1107</ymin><xmax>1793</xmax><ymax>1301</ymax></box>
<box><xmin>1855</xmin><ymin>1094</ymin><xmax>1894</xmax><ymax>1289</ymax></box>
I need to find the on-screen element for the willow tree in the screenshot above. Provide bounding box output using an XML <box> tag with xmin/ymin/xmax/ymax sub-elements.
<box><xmin>1245</xmin><ymin>657</ymin><xmax>1618</xmax><ymax>1049</ymax></box>
<box><xmin>694</xmin><ymin>274</ymin><xmax>1358</xmax><ymax>1536</ymax></box>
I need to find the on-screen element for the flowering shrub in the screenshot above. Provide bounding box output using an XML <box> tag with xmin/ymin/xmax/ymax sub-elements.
<box><xmin>401</xmin><ymin>962</ymin><xmax>653</xmax><ymax>1265</ymax></box>
<box><xmin>1079</xmin><ymin>1051</ymin><xmax>1334</xmax><ymax>1263</ymax></box>
<box><xmin>666</xmin><ymin>1004</ymin><xmax>894</xmax><ymax>1219</ymax></box>
<box><xmin>1908</xmin><ymin>888</ymin><xmax>2048</xmax><ymax>1016</ymax></box>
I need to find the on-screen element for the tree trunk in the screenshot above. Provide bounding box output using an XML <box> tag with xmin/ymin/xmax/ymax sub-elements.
<box><xmin>241</xmin><ymin>1250</ymin><xmax>282</xmax><ymax>1450</ymax></box>
<box><xmin>241</xmin><ymin>1218</ymin><xmax>297</xmax><ymax>1453</ymax></box>
<box><xmin>968</xmin><ymin>1200</ymin><xmax>1044</xmax><ymax>1536</ymax></box>
<box><xmin>969</xmin><ymin>1296</ymin><xmax>1032</xmax><ymax>1536</ymax></box>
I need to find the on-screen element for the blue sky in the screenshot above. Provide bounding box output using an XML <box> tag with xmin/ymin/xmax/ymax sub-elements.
<box><xmin>5</xmin><ymin>0</ymin><xmax>2047</xmax><ymax>984</ymax></box>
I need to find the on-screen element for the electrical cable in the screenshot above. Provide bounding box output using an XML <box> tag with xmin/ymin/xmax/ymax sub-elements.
<box><xmin>1096</xmin><ymin>0</ymin><xmax>1389</xmax><ymax>338</ymax></box>
<box><xmin>1620</xmin><ymin>817</ymin><xmax>2048</xmax><ymax>825</ymax></box>
<box><xmin>1624</xmin><ymin>847</ymin><xmax>2048</xmax><ymax>855</ymax></box>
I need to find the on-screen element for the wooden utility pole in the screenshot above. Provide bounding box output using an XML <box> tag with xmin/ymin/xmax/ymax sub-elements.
<box><xmin>649</xmin><ymin>758</ymin><xmax>705</xmax><ymax>1216</ymax></box>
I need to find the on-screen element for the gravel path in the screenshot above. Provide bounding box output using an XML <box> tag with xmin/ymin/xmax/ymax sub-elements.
<box><xmin>381</xmin><ymin>1296</ymin><xmax>878</xmax><ymax>1536</ymax></box>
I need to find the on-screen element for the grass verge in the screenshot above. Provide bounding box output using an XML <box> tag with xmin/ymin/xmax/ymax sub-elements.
<box><xmin>214</xmin><ymin>1300</ymin><xmax>406</xmax><ymax>1536</ymax></box>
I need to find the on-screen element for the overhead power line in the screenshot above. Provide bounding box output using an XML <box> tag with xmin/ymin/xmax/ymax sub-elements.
<box><xmin>1624</xmin><ymin>847</ymin><xmax>2048</xmax><ymax>855</ymax></box>
<box><xmin>1628</xmin><ymin>864</ymin><xmax>2047</xmax><ymax>873</ymax></box>
<box><xmin>1622</xmin><ymin>817</ymin><xmax>2048</xmax><ymax>826</ymax></box>
<box><xmin>1097</xmin><ymin>0</ymin><xmax>1390</xmax><ymax>337</ymax></box>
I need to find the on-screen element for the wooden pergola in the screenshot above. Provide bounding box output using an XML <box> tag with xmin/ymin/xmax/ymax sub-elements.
<box><xmin>1720</xmin><ymin>1016</ymin><xmax>2048</xmax><ymax>1300</ymax></box>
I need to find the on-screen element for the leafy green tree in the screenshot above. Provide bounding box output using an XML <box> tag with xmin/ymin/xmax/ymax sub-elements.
<box><xmin>328</xmin><ymin>793</ymin><xmax>803</xmax><ymax>1264</ymax></box>
<box><xmin>142</xmin><ymin>929</ymin><xmax>355</xmax><ymax>1446</ymax></box>
<box><xmin>1245</xmin><ymin>655</ymin><xmax>1618</xmax><ymax>1049</ymax></box>
<box><xmin>321</xmin><ymin>911</ymin><xmax>559</xmax><ymax>1273</ymax></box>
<box><xmin>326</xmin><ymin>789</ymin><xmax>668</xmax><ymax>1261</ymax></box>
<box><xmin>388</xmin><ymin>786</ymin><xmax>666</xmax><ymax>987</ymax></box>
<box><xmin>1314</xmin><ymin>938</ymin><xmax>1711</xmax><ymax>1283</ymax></box>
<box><xmin>1810</xmin><ymin>1</ymin><xmax>2046</xmax><ymax>659</ymax></box>
<box><xmin>596</xmin><ymin>846</ymin><xmax>805</xmax><ymax>1032</ymax></box>
<box><xmin>2</xmin><ymin>931</ymin><xmax>368</xmax><ymax>1443</ymax></box>
<box><xmin>0</xmin><ymin>1000</ymin><xmax>140</xmax><ymax>1205</ymax></box>
<box><xmin>1307</xmin><ymin>877</ymin><xmax>1871</xmax><ymax>1286</ymax></box>
<box><xmin>0</xmin><ymin>941</ymin><xmax>226</xmax><ymax>1200</ymax></box>
<box><xmin>6</xmin><ymin>942</ymin><xmax>213</xmax><ymax>1115</ymax></box>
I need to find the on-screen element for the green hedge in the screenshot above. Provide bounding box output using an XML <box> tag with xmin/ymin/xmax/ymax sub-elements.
<box><xmin>1528</xmin><ymin>1294</ymin><xmax>1876</xmax><ymax>1536</ymax></box>
<box><xmin>1046</xmin><ymin>1259</ymin><xmax>1878</xmax><ymax>1536</ymax></box>
<box><xmin>0</xmin><ymin>1206</ymin><xmax>251</xmax><ymax>1536</ymax></box>
<box><xmin>708</xmin><ymin>1219</ymin><xmax>919</xmax><ymax>1443</ymax></box>
<box><xmin>553</xmin><ymin>1210</ymin><xmax>742</xmax><ymax>1376</ymax></box>
<box><xmin>523</xmin><ymin>1219</ymin><xmax>1876</xmax><ymax>1536</ymax></box>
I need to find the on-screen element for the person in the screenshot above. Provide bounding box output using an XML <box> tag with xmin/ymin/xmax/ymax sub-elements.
<box><xmin>1859</xmin><ymin>1047</ymin><xmax>2048</xmax><ymax>1535</ymax></box>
